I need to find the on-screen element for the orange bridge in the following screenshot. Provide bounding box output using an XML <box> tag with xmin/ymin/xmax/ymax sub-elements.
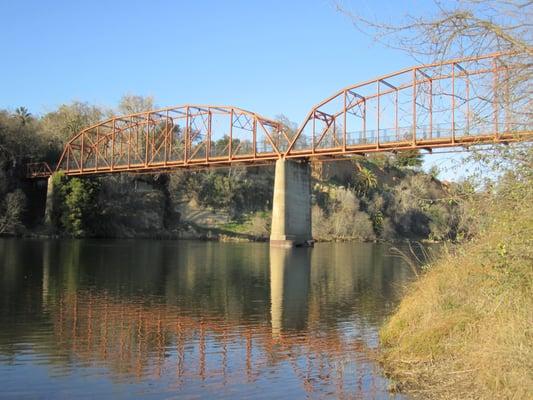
<box><xmin>27</xmin><ymin>52</ymin><xmax>532</xmax><ymax>178</ymax></box>
<box><xmin>28</xmin><ymin>52</ymin><xmax>533</xmax><ymax>247</ymax></box>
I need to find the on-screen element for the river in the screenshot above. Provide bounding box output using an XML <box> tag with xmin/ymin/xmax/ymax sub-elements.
<box><xmin>0</xmin><ymin>239</ymin><xmax>417</xmax><ymax>399</ymax></box>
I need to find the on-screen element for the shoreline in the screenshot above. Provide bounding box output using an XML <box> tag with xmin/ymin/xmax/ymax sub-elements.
<box><xmin>4</xmin><ymin>227</ymin><xmax>444</xmax><ymax>245</ymax></box>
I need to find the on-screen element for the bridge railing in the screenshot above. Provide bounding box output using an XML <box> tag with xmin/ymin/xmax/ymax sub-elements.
<box><xmin>286</xmin><ymin>52</ymin><xmax>532</xmax><ymax>155</ymax></box>
<box><xmin>24</xmin><ymin>53</ymin><xmax>533</xmax><ymax>177</ymax></box>
<box><xmin>26</xmin><ymin>162</ymin><xmax>53</xmax><ymax>178</ymax></box>
<box><xmin>306</xmin><ymin>121</ymin><xmax>532</xmax><ymax>152</ymax></box>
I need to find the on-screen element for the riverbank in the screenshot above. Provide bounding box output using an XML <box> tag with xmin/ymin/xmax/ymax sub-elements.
<box><xmin>379</xmin><ymin>175</ymin><xmax>532</xmax><ymax>399</ymax></box>
<box><xmin>13</xmin><ymin>218</ymin><xmax>443</xmax><ymax>245</ymax></box>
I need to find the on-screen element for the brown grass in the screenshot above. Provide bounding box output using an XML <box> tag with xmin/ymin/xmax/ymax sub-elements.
<box><xmin>379</xmin><ymin>186</ymin><xmax>533</xmax><ymax>399</ymax></box>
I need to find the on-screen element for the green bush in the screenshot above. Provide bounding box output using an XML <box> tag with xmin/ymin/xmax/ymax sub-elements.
<box><xmin>49</xmin><ymin>173</ymin><xmax>99</xmax><ymax>237</ymax></box>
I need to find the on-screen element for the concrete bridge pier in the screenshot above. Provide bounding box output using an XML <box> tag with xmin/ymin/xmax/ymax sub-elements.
<box><xmin>44</xmin><ymin>175</ymin><xmax>55</xmax><ymax>228</ymax></box>
<box><xmin>270</xmin><ymin>159</ymin><xmax>313</xmax><ymax>247</ymax></box>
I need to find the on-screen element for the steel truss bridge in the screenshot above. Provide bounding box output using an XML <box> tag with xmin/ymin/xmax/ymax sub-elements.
<box><xmin>27</xmin><ymin>52</ymin><xmax>533</xmax><ymax>178</ymax></box>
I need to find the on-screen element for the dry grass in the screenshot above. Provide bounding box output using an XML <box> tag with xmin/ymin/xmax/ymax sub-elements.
<box><xmin>379</xmin><ymin>187</ymin><xmax>533</xmax><ymax>399</ymax></box>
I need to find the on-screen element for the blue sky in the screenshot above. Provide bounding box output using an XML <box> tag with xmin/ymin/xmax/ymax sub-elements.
<box><xmin>0</xmin><ymin>0</ymin><xmax>465</xmax><ymax>179</ymax></box>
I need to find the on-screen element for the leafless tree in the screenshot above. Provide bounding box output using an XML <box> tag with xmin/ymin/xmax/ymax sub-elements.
<box><xmin>335</xmin><ymin>0</ymin><xmax>532</xmax><ymax>60</ymax></box>
<box><xmin>335</xmin><ymin>0</ymin><xmax>532</xmax><ymax>137</ymax></box>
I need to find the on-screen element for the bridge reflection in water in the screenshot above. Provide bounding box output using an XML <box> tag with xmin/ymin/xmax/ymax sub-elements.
<box><xmin>0</xmin><ymin>240</ymin><xmax>413</xmax><ymax>398</ymax></box>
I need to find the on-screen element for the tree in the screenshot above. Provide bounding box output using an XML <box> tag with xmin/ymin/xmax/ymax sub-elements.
<box><xmin>14</xmin><ymin>107</ymin><xmax>31</xmax><ymax>125</ymax></box>
<box><xmin>336</xmin><ymin>1</ymin><xmax>531</xmax><ymax>123</ymax></box>
<box><xmin>0</xmin><ymin>189</ymin><xmax>26</xmax><ymax>234</ymax></box>
<box><xmin>394</xmin><ymin>149</ymin><xmax>423</xmax><ymax>168</ymax></box>
<box><xmin>48</xmin><ymin>173</ymin><xmax>100</xmax><ymax>237</ymax></box>
<box><xmin>336</xmin><ymin>1</ymin><xmax>531</xmax><ymax>59</ymax></box>
<box><xmin>40</xmin><ymin>102</ymin><xmax>105</xmax><ymax>149</ymax></box>
<box><xmin>275</xmin><ymin>114</ymin><xmax>298</xmax><ymax>137</ymax></box>
<box><xmin>62</xmin><ymin>178</ymin><xmax>98</xmax><ymax>237</ymax></box>
<box><xmin>118</xmin><ymin>94</ymin><xmax>154</xmax><ymax>115</ymax></box>
<box><xmin>0</xmin><ymin>109</ymin><xmax>45</xmax><ymax>161</ymax></box>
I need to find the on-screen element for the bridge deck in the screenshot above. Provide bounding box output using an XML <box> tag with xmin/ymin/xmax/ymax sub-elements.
<box><xmin>26</xmin><ymin>52</ymin><xmax>533</xmax><ymax>178</ymax></box>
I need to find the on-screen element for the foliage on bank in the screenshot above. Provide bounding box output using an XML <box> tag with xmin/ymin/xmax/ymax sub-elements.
<box><xmin>1</xmin><ymin>98</ymin><xmax>468</xmax><ymax>242</ymax></box>
<box><xmin>379</xmin><ymin>146</ymin><xmax>533</xmax><ymax>399</ymax></box>
<box><xmin>310</xmin><ymin>156</ymin><xmax>464</xmax><ymax>242</ymax></box>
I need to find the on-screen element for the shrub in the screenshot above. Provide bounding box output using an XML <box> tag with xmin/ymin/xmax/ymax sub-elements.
<box><xmin>0</xmin><ymin>189</ymin><xmax>26</xmax><ymax>234</ymax></box>
<box><xmin>248</xmin><ymin>212</ymin><xmax>271</xmax><ymax>238</ymax></box>
<box><xmin>49</xmin><ymin>173</ymin><xmax>99</xmax><ymax>237</ymax></box>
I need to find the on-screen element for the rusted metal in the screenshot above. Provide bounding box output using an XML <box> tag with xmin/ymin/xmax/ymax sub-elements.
<box><xmin>25</xmin><ymin>53</ymin><xmax>532</xmax><ymax>179</ymax></box>
<box><xmin>26</xmin><ymin>162</ymin><xmax>53</xmax><ymax>178</ymax></box>
<box><xmin>286</xmin><ymin>52</ymin><xmax>531</xmax><ymax>158</ymax></box>
<box><xmin>45</xmin><ymin>105</ymin><xmax>286</xmax><ymax>177</ymax></box>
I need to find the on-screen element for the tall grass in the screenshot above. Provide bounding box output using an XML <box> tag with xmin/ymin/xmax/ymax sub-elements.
<box><xmin>379</xmin><ymin>146</ymin><xmax>533</xmax><ymax>399</ymax></box>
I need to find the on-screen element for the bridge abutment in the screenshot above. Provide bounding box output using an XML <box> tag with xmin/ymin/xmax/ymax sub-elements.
<box><xmin>270</xmin><ymin>159</ymin><xmax>313</xmax><ymax>247</ymax></box>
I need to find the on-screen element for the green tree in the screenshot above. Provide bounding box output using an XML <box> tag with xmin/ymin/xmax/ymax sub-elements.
<box><xmin>49</xmin><ymin>173</ymin><xmax>99</xmax><ymax>237</ymax></box>
<box><xmin>62</xmin><ymin>178</ymin><xmax>98</xmax><ymax>237</ymax></box>
<box><xmin>0</xmin><ymin>109</ymin><xmax>46</xmax><ymax>161</ymax></box>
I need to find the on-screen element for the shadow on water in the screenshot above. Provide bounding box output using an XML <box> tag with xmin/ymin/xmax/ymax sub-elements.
<box><xmin>0</xmin><ymin>238</ymin><xmax>417</xmax><ymax>399</ymax></box>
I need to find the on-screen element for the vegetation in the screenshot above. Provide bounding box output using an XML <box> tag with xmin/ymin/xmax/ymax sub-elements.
<box><xmin>0</xmin><ymin>95</ymin><xmax>470</xmax><ymax>242</ymax></box>
<box><xmin>380</xmin><ymin>146</ymin><xmax>533</xmax><ymax>399</ymax></box>
<box><xmin>0</xmin><ymin>189</ymin><xmax>25</xmax><ymax>234</ymax></box>
<box><xmin>336</xmin><ymin>0</ymin><xmax>532</xmax><ymax>397</ymax></box>
<box><xmin>48</xmin><ymin>173</ymin><xmax>99</xmax><ymax>237</ymax></box>
<box><xmin>310</xmin><ymin>157</ymin><xmax>463</xmax><ymax>242</ymax></box>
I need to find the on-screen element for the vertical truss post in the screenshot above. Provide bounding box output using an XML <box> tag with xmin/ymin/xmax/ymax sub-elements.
<box><xmin>95</xmin><ymin>126</ymin><xmax>99</xmax><ymax>170</ymax></box>
<box><xmin>451</xmin><ymin>63</ymin><xmax>456</xmax><ymax>144</ymax></box>
<box><xmin>333</xmin><ymin>115</ymin><xmax>337</xmax><ymax>148</ymax></box>
<box><xmin>81</xmin><ymin>133</ymin><xmax>85</xmax><ymax>172</ymax></box>
<box><xmin>429</xmin><ymin>77</ymin><xmax>433</xmax><ymax>139</ymax></box>
<box><xmin>151</xmin><ymin>118</ymin><xmax>156</xmax><ymax>164</ymax></box>
<box><xmin>493</xmin><ymin>58</ymin><xmax>499</xmax><ymax>139</ymax></box>
<box><xmin>252</xmin><ymin>118</ymin><xmax>257</xmax><ymax>159</ymax></box>
<box><xmin>111</xmin><ymin>119</ymin><xmax>116</xmax><ymax>170</ymax></box>
<box><xmin>363</xmin><ymin>99</ymin><xmax>366</xmax><ymax>143</ymax></box>
<box><xmin>119</xmin><ymin>122</ymin><xmax>123</xmax><ymax>166</ymax></box>
<box><xmin>229</xmin><ymin>109</ymin><xmax>233</xmax><ymax>160</ymax></box>
<box><xmin>169</xmin><ymin>115</ymin><xmax>174</xmax><ymax>163</ymax></box>
<box><xmin>466</xmin><ymin>72</ymin><xmax>470</xmax><ymax>135</ymax></box>
<box><xmin>207</xmin><ymin>110</ymin><xmax>212</xmax><ymax>162</ymax></box>
<box><xmin>343</xmin><ymin>90</ymin><xmax>347</xmax><ymax>151</ymax></box>
<box><xmin>504</xmin><ymin>67</ymin><xmax>510</xmax><ymax>133</ymax></box>
<box><xmin>145</xmin><ymin>114</ymin><xmax>150</xmax><ymax>167</ymax></box>
<box><xmin>135</xmin><ymin>122</ymin><xmax>139</xmax><ymax>165</ymax></box>
<box><xmin>312</xmin><ymin>113</ymin><xmax>316</xmax><ymax>153</ymax></box>
<box><xmin>184</xmin><ymin>106</ymin><xmax>189</xmax><ymax>165</ymax></box>
<box><xmin>164</xmin><ymin>111</ymin><xmax>169</xmax><ymax>166</ymax></box>
<box><xmin>412</xmin><ymin>68</ymin><xmax>417</xmax><ymax>145</ymax></box>
<box><xmin>395</xmin><ymin>87</ymin><xmax>399</xmax><ymax>141</ymax></box>
<box><xmin>377</xmin><ymin>80</ymin><xmax>380</xmax><ymax>148</ymax></box>
<box><xmin>127</xmin><ymin>118</ymin><xmax>131</xmax><ymax>168</ymax></box>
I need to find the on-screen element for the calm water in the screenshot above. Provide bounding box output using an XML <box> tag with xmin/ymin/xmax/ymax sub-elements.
<box><xmin>0</xmin><ymin>239</ymin><xmax>416</xmax><ymax>399</ymax></box>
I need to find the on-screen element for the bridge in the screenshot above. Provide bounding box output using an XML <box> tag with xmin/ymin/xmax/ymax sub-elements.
<box><xmin>28</xmin><ymin>53</ymin><xmax>533</xmax><ymax>246</ymax></box>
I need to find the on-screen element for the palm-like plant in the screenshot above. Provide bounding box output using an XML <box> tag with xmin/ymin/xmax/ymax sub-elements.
<box><xmin>357</xmin><ymin>167</ymin><xmax>378</xmax><ymax>195</ymax></box>
<box><xmin>14</xmin><ymin>106</ymin><xmax>31</xmax><ymax>125</ymax></box>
